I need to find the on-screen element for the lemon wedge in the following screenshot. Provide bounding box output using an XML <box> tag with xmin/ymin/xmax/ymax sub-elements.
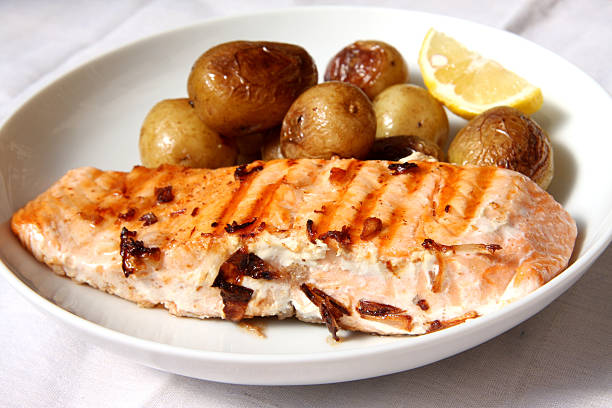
<box><xmin>418</xmin><ymin>28</ymin><xmax>543</xmax><ymax>119</ymax></box>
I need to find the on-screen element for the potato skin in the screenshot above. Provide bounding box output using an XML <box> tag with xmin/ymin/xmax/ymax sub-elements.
<box><xmin>234</xmin><ymin>128</ymin><xmax>279</xmax><ymax>164</ymax></box>
<box><xmin>260</xmin><ymin>127</ymin><xmax>284</xmax><ymax>161</ymax></box>
<box><xmin>236</xmin><ymin>130</ymin><xmax>266</xmax><ymax>156</ymax></box>
<box><xmin>367</xmin><ymin>135</ymin><xmax>444</xmax><ymax>161</ymax></box>
<box><xmin>373</xmin><ymin>84</ymin><xmax>449</xmax><ymax>148</ymax></box>
<box><xmin>448</xmin><ymin>106</ymin><xmax>553</xmax><ymax>189</ymax></box>
<box><xmin>187</xmin><ymin>41</ymin><xmax>318</xmax><ymax>138</ymax></box>
<box><xmin>324</xmin><ymin>40</ymin><xmax>409</xmax><ymax>100</ymax></box>
<box><xmin>280</xmin><ymin>82</ymin><xmax>376</xmax><ymax>159</ymax></box>
<box><xmin>139</xmin><ymin>98</ymin><xmax>237</xmax><ymax>168</ymax></box>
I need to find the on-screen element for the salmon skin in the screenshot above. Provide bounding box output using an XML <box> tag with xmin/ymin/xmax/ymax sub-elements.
<box><xmin>11</xmin><ymin>159</ymin><xmax>576</xmax><ymax>339</ymax></box>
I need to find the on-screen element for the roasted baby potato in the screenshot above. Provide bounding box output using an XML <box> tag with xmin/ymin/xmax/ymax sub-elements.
<box><xmin>235</xmin><ymin>129</ymin><xmax>267</xmax><ymax>162</ymax></box>
<box><xmin>324</xmin><ymin>40</ymin><xmax>409</xmax><ymax>100</ymax></box>
<box><xmin>373</xmin><ymin>84</ymin><xmax>449</xmax><ymax>148</ymax></box>
<box><xmin>187</xmin><ymin>41</ymin><xmax>317</xmax><ymax>138</ymax></box>
<box><xmin>139</xmin><ymin>98</ymin><xmax>237</xmax><ymax>168</ymax></box>
<box><xmin>260</xmin><ymin>127</ymin><xmax>284</xmax><ymax>161</ymax></box>
<box><xmin>448</xmin><ymin>106</ymin><xmax>553</xmax><ymax>189</ymax></box>
<box><xmin>367</xmin><ymin>135</ymin><xmax>443</xmax><ymax>161</ymax></box>
<box><xmin>235</xmin><ymin>128</ymin><xmax>282</xmax><ymax>164</ymax></box>
<box><xmin>280</xmin><ymin>82</ymin><xmax>376</xmax><ymax>159</ymax></box>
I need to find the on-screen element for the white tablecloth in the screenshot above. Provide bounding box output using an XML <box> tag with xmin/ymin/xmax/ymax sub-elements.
<box><xmin>1</xmin><ymin>1</ymin><xmax>611</xmax><ymax>407</ymax></box>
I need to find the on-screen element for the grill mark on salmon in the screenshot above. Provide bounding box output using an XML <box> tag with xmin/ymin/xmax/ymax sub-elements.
<box><xmin>437</xmin><ymin>165</ymin><xmax>463</xmax><ymax>211</ymax></box>
<box><xmin>406</xmin><ymin>163</ymin><xmax>428</xmax><ymax>195</ymax></box>
<box><xmin>428</xmin><ymin>165</ymin><xmax>460</xmax><ymax>238</ymax></box>
<box><xmin>291</xmin><ymin>161</ymin><xmax>333</xmax><ymax>229</ymax></box>
<box><xmin>10</xmin><ymin>159</ymin><xmax>577</xmax><ymax>338</ymax></box>
<box><xmin>457</xmin><ymin>166</ymin><xmax>495</xmax><ymax>235</ymax></box>
<box><xmin>243</xmin><ymin>159</ymin><xmax>300</xmax><ymax>234</ymax></box>
<box><xmin>380</xmin><ymin>170</ymin><xmax>427</xmax><ymax>255</ymax></box>
<box><xmin>351</xmin><ymin>170</ymin><xmax>391</xmax><ymax>242</ymax></box>
<box><xmin>245</xmin><ymin>179</ymin><xmax>284</xmax><ymax>232</ymax></box>
<box><xmin>466</xmin><ymin>166</ymin><xmax>495</xmax><ymax>217</ymax></box>
<box><xmin>315</xmin><ymin>160</ymin><xmax>362</xmax><ymax>235</ymax></box>
<box><xmin>434</xmin><ymin>166</ymin><xmax>497</xmax><ymax>237</ymax></box>
<box><xmin>213</xmin><ymin>162</ymin><xmax>264</xmax><ymax>235</ymax></box>
<box><xmin>381</xmin><ymin>209</ymin><xmax>402</xmax><ymax>255</ymax></box>
<box><xmin>235</xmin><ymin>162</ymin><xmax>292</xmax><ymax>236</ymax></box>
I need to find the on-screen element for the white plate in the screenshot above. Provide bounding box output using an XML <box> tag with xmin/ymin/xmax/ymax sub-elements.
<box><xmin>1</xmin><ymin>7</ymin><xmax>611</xmax><ymax>385</ymax></box>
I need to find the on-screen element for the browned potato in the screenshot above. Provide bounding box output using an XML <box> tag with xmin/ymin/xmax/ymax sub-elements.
<box><xmin>260</xmin><ymin>127</ymin><xmax>284</xmax><ymax>161</ymax></box>
<box><xmin>367</xmin><ymin>135</ymin><xmax>444</xmax><ymax>161</ymax></box>
<box><xmin>448</xmin><ymin>106</ymin><xmax>553</xmax><ymax>189</ymax></box>
<box><xmin>187</xmin><ymin>41</ymin><xmax>318</xmax><ymax>138</ymax></box>
<box><xmin>237</xmin><ymin>127</ymin><xmax>287</xmax><ymax>163</ymax></box>
<box><xmin>280</xmin><ymin>82</ymin><xmax>376</xmax><ymax>159</ymax></box>
<box><xmin>139</xmin><ymin>98</ymin><xmax>237</xmax><ymax>168</ymax></box>
<box><xmin>261</xmin><ymin>137</ymin><xmax>283</xmax><ymax>161</ymax></box>
<box><xmin>236</xmin><ymin>131</ymin><xmax>266</xmax><ymax>156</ymax></box>
<box><xmin>324</xmin><ymin>40</ymin><xmax>409</xmax><ymax>100</ymax></box>
<box><xmin>373</xmin><ymin>84</ymin><xmax>449</xmax><ymax>148</ymax></box>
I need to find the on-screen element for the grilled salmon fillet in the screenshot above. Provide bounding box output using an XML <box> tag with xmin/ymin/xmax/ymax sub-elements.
<box><xmin>11</xmin><ymin>159</ymin><xmax>576</xmax><ymax>338</ymax></box>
